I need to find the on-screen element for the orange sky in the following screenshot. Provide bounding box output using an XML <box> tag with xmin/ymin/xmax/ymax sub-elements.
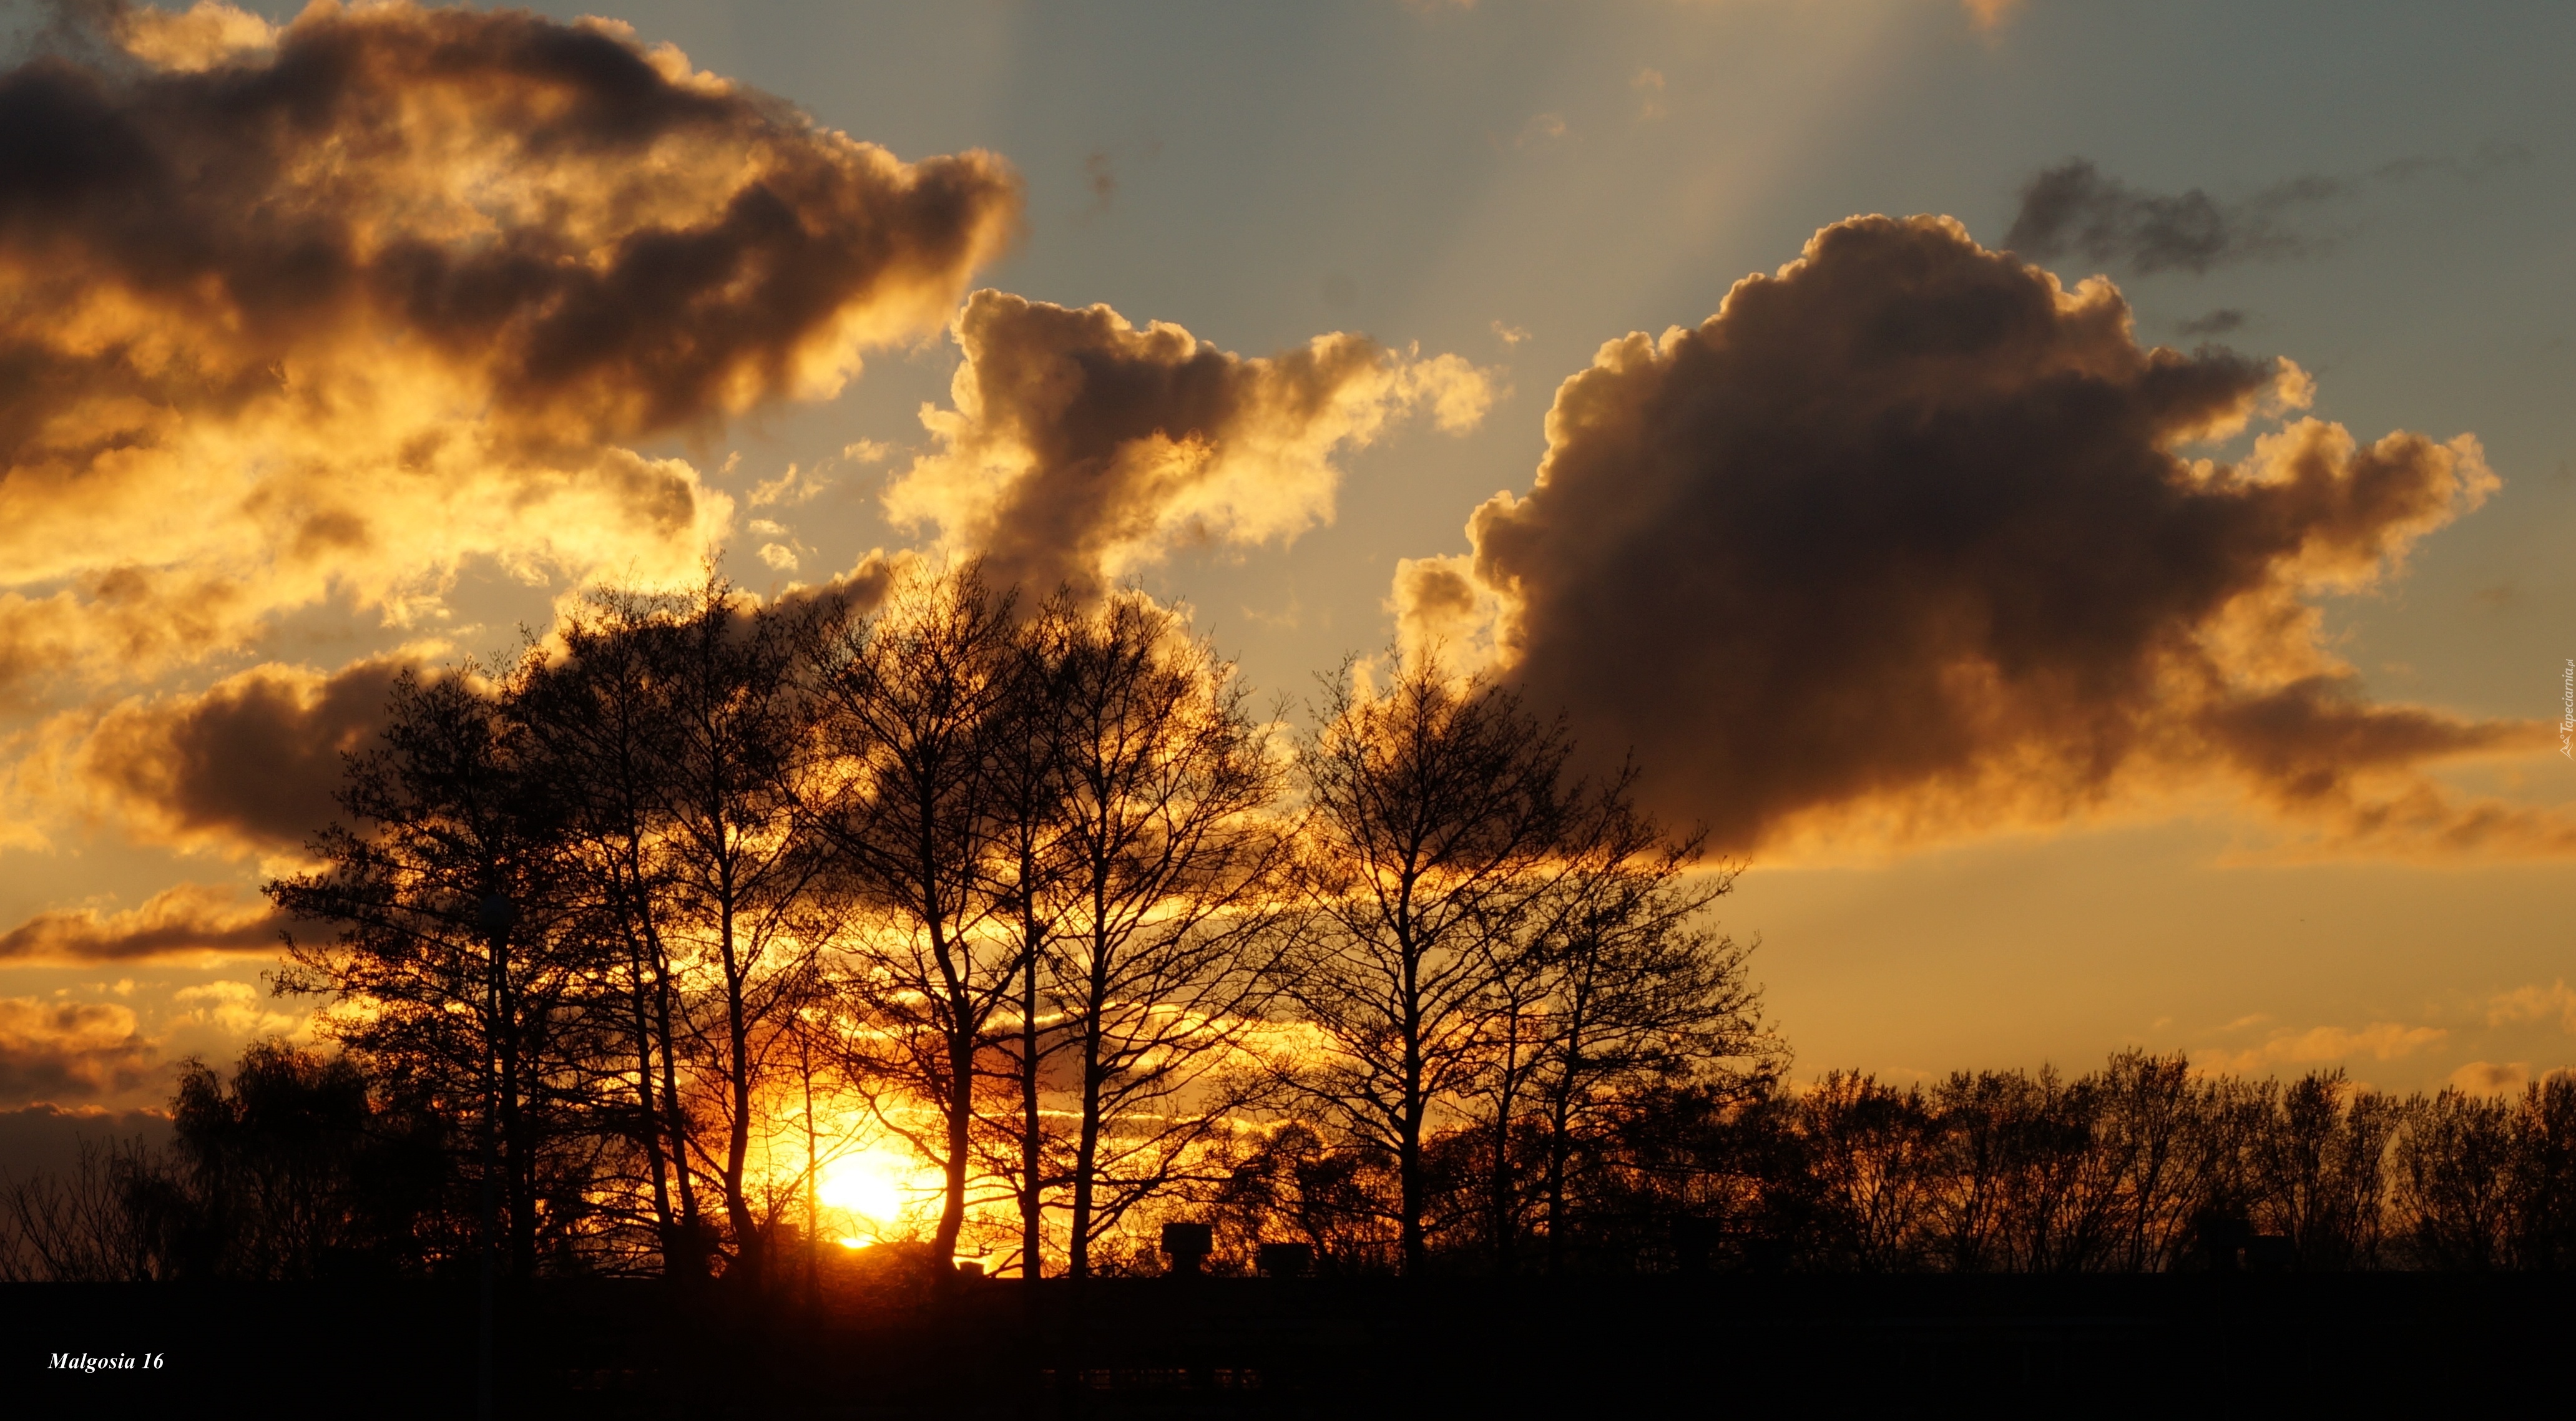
<box><xmin>2</xmin><ymin>0</ymin><xmax>2570</xmax><ymax>1123</ymax></box>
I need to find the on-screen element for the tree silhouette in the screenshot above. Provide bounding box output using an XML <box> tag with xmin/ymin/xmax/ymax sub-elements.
<box><xmin>803</xmin><ymin>564</ymin><xmax>1024</xmax><ymax>1276</ymax></box>
<box><xmin>1276</xmin><ymin>656</ymin><xmax>1576</xmax><ymax>1274</ymax></box>
<box><xmin>270</xmin><ymin>665</ymin><xmax>581</xmax><ymax>1277</ymax></box>
<box><xmin>1036</xmin><ymin>593</ymin><xmax>1290</xmax><ymax>1279</ymax></box>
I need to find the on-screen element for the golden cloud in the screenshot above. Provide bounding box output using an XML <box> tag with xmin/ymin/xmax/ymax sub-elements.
<box><xmin>0</xmin><ymin>995</ymin><xmax>158</xmax><ymax>1103</ymax></box>
<box><xmin>2198</xmin><ymin>1020</ymin><xmax>2449</xmax><ymax>1076</ymax></box>
<box><xmin>0</xmin><ymin>1</ymin><xmax>1021</xmax><ymax>702</ymax></box>
<box><xmin>1398</xmin><ymin>214</ymin><xmax>2540</xmax><ymax>855</ymax></box>
<box><xmin>886</xmin><ymin>290</ymin><xmax>1492</xmax><ymax>597</ymax></box>
<box><xmin>2489</xmin><ymin>980</ymin><xmax>2576</xmax><ymax>1034</ymax></box>
<box><xmin>0</xmin><ymin>882</ymin><xmax>292</xmax><ymax>964</ymax></box>
<box><xmin>67</xmin><ymin>655</ymin><xmax>414</xmax><ymax>854</ymax></box>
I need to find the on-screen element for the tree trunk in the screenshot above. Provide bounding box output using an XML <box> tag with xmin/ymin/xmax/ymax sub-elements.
<box><xmin>801</xmin><ymin>1033</ymin><xmax>820</xmax><ymax>1312</ymax></box>
<box><xmin>1069</xmin><ymin>901</ymin><xmax>1113</xmax><ymax>1279</ymax></box>
<box><xmin>626</xmin><ymin>930</ymin><xmax>673</xmax><ymax>1242</ymax></box>
<box><xmin>934</xmin><ymin>1007</ymin><xmax>972</xmax><ymax>1272</ymax></box>
<box><xmin>1543</xmin><ymin>969</ymin><xmax>1592</xmax><ymax>1277</ymax></box>
<box><xmin>1544</xmin><ymin>1071</ymin><xmax>1579</xmax><ymax>1276</ymax></box>
<box><xmin>1398</xmin><ymin>927</ymin><xmax>1428</xmax><ymax>1276</ymax></box>
<box><xmin>720</xmin><ymin>891</ymin><xmax>760</xmax><ymax>1287</ymax></box>
<box><xmin>491</xmin><ymin>934</ymin><xmax>536</xmax><ymax>1279</ymax></box>
<box><xmin>1399</xmin><ymin>1099</ymin><xmax>1428</xmax><ymax>1275</ymax></box>
<box><xmin>652</xmin><ymin>929</ymin><xmax>702</xmax><ymax>1276</ymax></box>
<box><xmin>1489</xmin><ymin>1053</ymin><xmax>1519</xmax><ymax>1274</ymax></box>
<box><xmin>1019</xmin><ymin>902</ymin><xmax>1045</xmax><ymax>1282</ymax></box>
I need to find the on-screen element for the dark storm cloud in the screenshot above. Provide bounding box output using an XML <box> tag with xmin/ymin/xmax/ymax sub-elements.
<box><xmin>77</xmin><ymin>655</ymin><xmax>409</xmax><ymax>852</ymax></box>
<box><xmin>2005</xmin><ymin>160</ymin><xmax>2341</xmax><ymax>274</ymax></box>
<box><xmin>887</xmin><ymin>290</ymin><xmax>1489</xmax><ymax>597</ymax></box>
<box><xmin>1414</xmin><ymin>215</ymin><xmax>2516</xmax><ymax>852</ymax></box>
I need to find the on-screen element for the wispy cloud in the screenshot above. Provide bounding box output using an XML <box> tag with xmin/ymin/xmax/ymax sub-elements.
<box><xmin>2489</xmin><ymin>980</ymin><xmax>2576</xmax><ymax>1033</ymax></box>
<box><xmin>0</xmin><ymin>884</ymin><xmax>296</xmax><ymax>965</ymax></box>
<box><xmin>1631</xmin><ymin>67</ymin><xmax>1667</xmax><ymax>122</ymax></box>
<box><xmin>2198</xmin><ymin>1020</ymin><xmax>2449</xmax><ymax>1075</ymax></box>
<box><xmin>2005</xmin><ymin>161</ymin><xmax>2342</xmax><ymax>274</ymax></box>
<box><xmin>2007</xmin><ymin>147</ymin><xmax>2532</xmax><ymax>277</ymax></box>
<box><xmin>886</xmin><ymin>292</ymin><xmax>1492</xmax><ymax>598</ymax></box>
<box><xmin>1513</xmin><ymin>112</ymin><xmax>1569</xmax><ymax>150</ymax></box>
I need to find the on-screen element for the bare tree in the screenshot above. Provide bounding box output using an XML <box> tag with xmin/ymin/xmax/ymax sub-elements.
<box><xmin>2249</xmin><ymin>1070</ymin><xmax>2399</xmax><ymax>1269</ymax></box>
<box><xmin>1277</xmin><ymin>657</ymin><xmax>1573</xmax><ymax>1274</ymax></box>
<box><xmin>806</xmin><ymin>564</ymin><xmax>1023</xmax><ymax>1275</ymax></box>
<box><xmin>627</xmin><ymin>575</ymin><xmax>830</xmax><ymax>1287</ymax></box>
<box><xmin>515</xmin><ymin>590</ymin><xmax>703</xmax><ymax>1273</ymax></box>
<box><xmin>1</xmin><ymin>1140</ymin><xmax>162</xmax><ymax>1281</ymax></box>
<box><xmin>270</xmin><ymin>665</ymin><xmax>585</xmax><ymax>1278</ymax></box>
<box><xmin>2394</xmin><ymin>1088</ymin><xmax>2515</xmax><ymax>1269</ymax></box>
<box><xmin>1515</xmin><ymin>793</ymin><xmax>1771</xmax><ymax>1274</ymax></box>
<box><xmin>1039</xmin><ymin>592</ymin><xmax>1292</xmax><ymax>1278</ymax></box>
<box><xmin>2507</xmin><ymin>1076</ymin><xmax>2576</xmax><ymax>1269</ymax></box>
<box><xmin>979</xmin><ymin>596</ymin><xmax>1079</xmax><ymax>1282</ymax></box>
<box><xmin>1796</xmin><ymin>1073</ymin><xmax>1935</xmax><ymax>1271</ymax></box>
<box><xmin>2090</xmin><ymin>1050</ymin><xmax>2202</xmax><ymax>1272</ymax></box>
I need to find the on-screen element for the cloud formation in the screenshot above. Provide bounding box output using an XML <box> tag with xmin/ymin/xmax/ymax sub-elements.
<box><xmin>2200</xmin><ymin>1020</ymin><xmax>2449</xmax><ymax>1076</ymax></box>
<box><xmin>1400</xmin><ymin>215</ymin><xmax>2529</xmax><ymax>853</ymax></box>
<box><xmin>2005</xmin><ymin>160</ymin><xmax>2340</xmax><ymax>274</ymax></box>
<box><xmin>0</xmin><ymin>882</ymin><xmax>291</xmax><ymax>964</ymax></box>
<box><xmin>72</xmin><ymin>655</ymin><xmax>410</xmax><ymax>853</ymax></box>
<box><xmin>0</xmin><ymin>1</ymin><xmax>1020</xmax><ymax>701</ymax></box>
<box><xmin>885</xmin><ymin>290</ymin><xmax>1492</xmax><ymax>597</ymax></box>
<box><xmin>0</xmin><ymin>995</ymin><xmax>156</xmax><ymax>1103</ymax></box>
<box><xmin>2489</xmin><ymin>980</ymin><xmax>2576</xmax><ymax>1034</ymax></box>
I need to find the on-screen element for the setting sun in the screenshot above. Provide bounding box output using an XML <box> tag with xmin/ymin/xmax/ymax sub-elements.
<box><xmin>816</xmin><ymin>1146</ymin><xmax>941</xmax><ymax>1238</ymax></box>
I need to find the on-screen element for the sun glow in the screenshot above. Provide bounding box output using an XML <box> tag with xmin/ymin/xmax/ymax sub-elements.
<box><xmin>816</xmin><ymin>1145</ymin><xmax>942</xmax><ymax>1241</ymax></box>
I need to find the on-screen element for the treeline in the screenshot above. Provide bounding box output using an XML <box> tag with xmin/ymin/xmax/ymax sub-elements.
<box><xmin>1492</xmin><ymin>1057</ymin><xmax>2576</xmax><ymax>1274</ymax></box>
<box><xmin>10</xmin><ymin>1044</ymin><xmax>2574</xmax><ymax>1282</ymax></box>
<box><xmin>4</xmin><ymin>566</ymin><xmax>2569</xmax><ymax>1284</ymax></box>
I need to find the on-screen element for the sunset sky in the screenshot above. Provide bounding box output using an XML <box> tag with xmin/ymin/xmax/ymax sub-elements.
<box><xmin>2</xmin><ymin>0</ymin><xmax>2572</xmax><ymax>1132</ymax></box>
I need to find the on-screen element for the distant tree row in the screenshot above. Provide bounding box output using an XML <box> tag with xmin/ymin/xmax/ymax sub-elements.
<box><xmin>5</xmin><ymin>564</ymin><xmax>2567</xmax><ymax>1283</ymax></box>
<box><xmin>10</xmin><ymin>1044</ymin><xmax>2572</xmax><ymax>1281</ymax></box>
<box><xmin>1338</xmin><ymin>1055</ymin><xmax>2576</xmax><ymax>1275</ymax></box>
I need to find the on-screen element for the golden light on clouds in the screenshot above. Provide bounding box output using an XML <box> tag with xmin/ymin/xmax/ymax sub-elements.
<box><xmin>1396</xmin><ymin>215</ymin><xmax>2543</xmax><ymax>859</ymax></box>
<box><xmin>0</xmin><ymin>0</ymin><xmax>2559</xmax><ymax>1131</ymax></box>
<box><xmin>0</xmin><ymin>882</ymin><xmax>290</xmax><ymax>965</ymax></box>
<box><xmin>0</xmin><ymin>995</ymin><xmax>155</xmax><ymax>1101</ymax></box>
<box><xmin>2197</xmin><ymin>1020</ymin><xmax>2450</xmax><ymax>1077</ymax></box>
<box><xmin>0</xmin><ymin>0</ymin><xmax>1021</xmax><ymax>705</ymax></box>
<box><xmin>886</xmin><ymin>290</ymin><xmax>1494</xmax><ymax>597</ymax></box>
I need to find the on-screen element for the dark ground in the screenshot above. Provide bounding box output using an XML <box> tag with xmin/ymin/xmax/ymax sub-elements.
<box><xmin>7</xmin><ymin>1272</ymin><xmax>2570</xmax><ymax>1419</ymax></box>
